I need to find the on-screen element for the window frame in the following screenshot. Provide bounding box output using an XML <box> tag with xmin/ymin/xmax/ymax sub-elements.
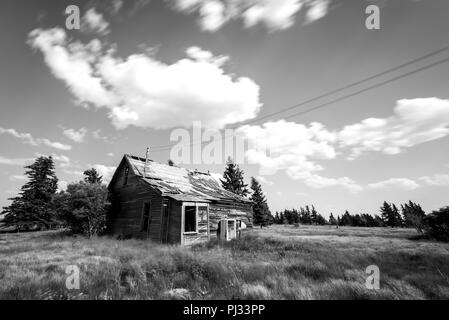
<box><xmin>123</xmin><ymin>166</ymin><xmax>129</xmax><ymax>186</ymax></box>
<box><xmin>181</xmin><ymin>202</ymin><xmax>209</xmax><ymax>235</ymax></box>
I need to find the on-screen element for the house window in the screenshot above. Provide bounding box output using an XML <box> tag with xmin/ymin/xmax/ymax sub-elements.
<box><xmin>124</xmin><ymin>166</ymin><xmax>129</xmax><ymax>186</ymax></box>
<box><xmin>184</xmin><ymin>206</ymin><xmax>197</xmax><ymax>233</ymax></box>
<box><xmin>141</xmin><ymin>202</ymin><xmax>151</xmax><ymax>232</ymax></box>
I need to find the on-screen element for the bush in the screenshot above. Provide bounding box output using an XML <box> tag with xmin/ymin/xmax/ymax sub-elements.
<box><xmin>423</xmin><ymin>207</ymin><xmax>449</xmax><ymax>242</ymax></box>
<box><xmin>53</xmin><ymin>182</ymin><xmax>110</xmax><ymax>237</ymax></box>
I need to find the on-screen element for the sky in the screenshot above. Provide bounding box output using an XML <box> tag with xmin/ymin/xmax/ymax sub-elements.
<box><xmin>0</xmin><ymin>0</ymin><xmax>448</xmax><ymax>217</ymax></box>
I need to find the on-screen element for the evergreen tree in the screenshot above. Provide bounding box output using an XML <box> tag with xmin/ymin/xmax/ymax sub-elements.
<box><xmin>249</xmin><ymin>177</ymin><xmax>270</xmax><ymax>227</ymax></box>
<box><xmin>329</xmin><ymin>213</ymin><xmax>337</xmax><ymax>225</ymax></box>
<box><xmin>167</xmin><ymin>159</ymin><xmax>175</xmax><ymax>166</ymax></box>
<box><xmin>380</xmin><ymin>201</ymin><xmax>395</xmax><ymax>227</ymax></box>
<box><xmin>2</xmin><ymin>156</ymin><xmax>58</xmax><ymax>230</ymax></box>
<box><xmin>402</xmin><ymin>201</ymin><xmax>426</xmax><ymax>233</ymax></box>
<box><xmin>310</xmin><ymin>205</ymin><xmax>318</xmax><ymax>224</ymax></box>
<box><xmin>83</xmin><ymin>168</ymin><xmax>103</xmax><ymax>184</ymax></box>
<box><xmin>340</xmin><ymin>211</ymin><xmax>353</xmax><ymax>226</ymax></box>
<box><xmin>221</xmin><ymin>157</ymin><xmax>248</xmax><ymax>196</ymax></box>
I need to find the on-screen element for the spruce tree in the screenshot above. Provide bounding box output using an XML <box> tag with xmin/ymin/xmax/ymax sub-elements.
<box><xmin>221</xmin><ymin>157</ymin><xmax>248</xmax><ymax>197</ymax></box>
<box><xmin>2</xmin><ymin>156</ymin><xmax>58</xmax><ymax>230</ymax></box>
<box><xmin>311</xmin><ymin>205</ymin><xmax>318</xmax><ymax>224</ymax></box>
<box><xmin>329</xmin><ymin>213</ymin><xmax>337</xmax><ymax>225</ymax></box>
<box><xmin>380</xmin><ymin>201</ymin><xmax>403</xmax><ymax>227</ymax></box>
<box><xmin>249</xmin><ymin>177</ymin><xmax>270</xmax><ymax>227</ymax></box>
<box><xmin>402</xmin><ymin>201</ymin><xmax>426</xmax><ymax>232</ymax></box>
<box><xmin>83</xmin><ymin>168</ymin><xmax>103</xmax><ymax>184</ymax></box>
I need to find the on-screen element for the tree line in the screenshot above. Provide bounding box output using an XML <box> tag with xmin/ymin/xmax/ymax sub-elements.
<box><xmin>272</xmin><ymin>201</ymin><xmax>426</xmax><ymax>228</ymax></box>
<box><xmin>2</xmin><ymin>155</ymin><xmax>448</xmax><ymax>242</ymax></box>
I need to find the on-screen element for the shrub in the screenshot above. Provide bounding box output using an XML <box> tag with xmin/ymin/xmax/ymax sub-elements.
<box><xmin>53</xmin><ymin>182</ymin><xmax>110</xmax><ymax>237</ymax></box>
<box><xmin>423</xmin><ymin>207</ymin><xmax>449</xmax><ymax>242</ymax></box>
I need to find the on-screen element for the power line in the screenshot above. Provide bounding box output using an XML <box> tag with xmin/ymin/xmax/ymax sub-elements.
<box><xmin>283</xmin><ymin>55</ymin><xmax>449</xmax><ymax>120</ymax></box>
<box><xmin>150</xmin><ymin>54</ymin><xmax>449</xmax><ymax>152</ymax></box>
<box><xmin>238</xmin><ymin>44</ymin><xmax>449</xmax><ymax>126</ymax></box>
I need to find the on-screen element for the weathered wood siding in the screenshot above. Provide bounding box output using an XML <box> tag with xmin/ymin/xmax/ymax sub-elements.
<box><xmin>108</xmin><ymin>162</ymin><xmax>163</xmax><ymax>241</ymax></box>
<box><xmin>162</xmin><ymin>198</ymin><xmax>182</xmax><ymax>244</ymax></box>
<box><xmin>108</xmin><ymin>158</ymin><xmax>253</xmax><ymax>245</ymax></box>
<box><xmin>208</xmin><ymin>201</ymin><xmax>253</xmax><ymax>239</ymax></box>
<box><xmin>182</xmin><ymin>200</ymin><xmax>253</xmax><ymax>245</ymax></box>
<box><xmin>183</xmin><ymin>205</ymin><xmax>210</xmax><ymax>246</ymax></box>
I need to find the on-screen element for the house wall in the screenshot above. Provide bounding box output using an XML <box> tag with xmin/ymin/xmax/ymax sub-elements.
<box><xmin>163</xmin><ymin>198</ymin><xmax>182</xmax><ymax>244</ymax></box>
<box><xmin>208</xmin><ymin>201</ymin><xmax>253</xmax><ymax>238</ymax></box>
<box><xmin>181</xmin><ymin>200</ymin><xmax>253</xmax><ymax>246</ymax></box>
<box><xmin>108</xmin><ymin>162</ymin><xmax>163</xmax><ymax>241</ymax></box>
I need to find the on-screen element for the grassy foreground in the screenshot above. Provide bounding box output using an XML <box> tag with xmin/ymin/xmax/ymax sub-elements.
<box><xmin>1</xmin><ymin>225</ymin><xmax>449</xmax><ymax>300</ymax></box>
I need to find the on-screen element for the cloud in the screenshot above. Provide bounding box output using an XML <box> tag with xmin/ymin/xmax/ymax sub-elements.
<box><xmin>34</xmin><ymin>152</ymin><xmax>71</xmax><ymax>168</ymax></box>
<box><xmin>303</xmin><ymin>174</ymin><xmax>362</xmax><ymax>193</ymax></box>
<box><xmin>368</xmin><ymin>178</ymin><xmax>420</xmax><ymax>191</ymax></box>
<box><xmin>82</xmin><ymin>8</ymin><xmax>110</xmax><ymax>35</ymax></box>
<box><xmin>419</xmin><ymin>174</ymin><xmax>449</xmax><ymax>187</ymax></box>
<box><xmin>29</xmin><ymin>28</ymin><xmax>261</xmax><ymax>130</ymax></box>
<box><xmin>171</xmin><ymin>0</ymin><xmax>331</xmax><ymax>32</ymax></box>
<box><xmin>63</xmin><ymin>128</ymin><xmax>87</xmax><ymax>143</ymax></box>
<box><xmin>0</xmin><ymin>156</ymin><xmax>33</xmax><ymax>166</ymax></box>
<box><xmin>91</xmin><ymin>164</ymin><xmax>116</xmax><ymax>183</ymax></box>
<box><xmin>111</xmin><ymin>0</ymin><xmax>124</xmax><ymax>15</ymax></box>
<box><xmin>0</xmin><ymin>127</ymin><xmax>72</xmax><ymax>151</ymax></box>
<box><xmin>339</xmin><ymin>98</ymin><xmax>449</xmax><ymax>160</ymax></box>
<box><xmin>237</xmin><ymin>120</ymin><xmax>336</xmax><ymax>178</ymax></box>
<box><xmin>237</xmin><ymin>120</ymin><xmax>360</xmax><ymax>192</ymax></box>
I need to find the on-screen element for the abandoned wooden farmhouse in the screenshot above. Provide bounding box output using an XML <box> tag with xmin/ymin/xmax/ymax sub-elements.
<box><xmin>107</xmin><ymin>154</ymin><xmax>253</xmax><ymax>245</ymax></box>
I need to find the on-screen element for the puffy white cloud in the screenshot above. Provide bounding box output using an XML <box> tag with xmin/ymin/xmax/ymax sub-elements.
<box><xmin>237</xmin><ymin>120</ymin><xmax>359</xmax><ymax>192</ymax></box>
<box><xmin>82</xmin><ymin>8</ymin><xmax>110</xmax><ymax>35</ymax></box>
<box><xmin>419</xmin><ymin>174</ymin><xmax>449</xmax><ymax>187</ymax></box>
<box><xmin>339</xmin><ymin>98</ymin><xmax>449</xmax><ymax>159</ymax></box>
<box><xmin>63</xmin><ymin>128</ymin><xmax>87</xmax><ymax>143</ymax></box>
<box><xmin>368</xmin><ymin>178</ymin><xmax>420</xmax><ymax>191</ymax></box>
<box><xmin>29</xmin><ymin>28</ymin><xmax>261</xmax><ymax>130</ymax></box>
<box><xmin>91</xmin><ymin>164</ymin><xmax>117</xmax><ymax>183</ymax></box>
<box><xmin>0</xmin><ymin>127</ymin><xmax>72</xmax><ymax>151</ymax></box>
<box><xmin>171</xmin><ymin>0</ymin><xmax>331</xmax><ymax>32</ymax></box>
<box><xmin>237</xmin><ymin>120</ymin><xmax>336</xmax><ymax>177</ymax></box>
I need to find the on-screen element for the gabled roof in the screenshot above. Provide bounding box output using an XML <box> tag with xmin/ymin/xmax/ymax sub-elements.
<box><xmin>113</xmin><ymin>154</ymin><xmax>251</xmax><ymax>203</ymax></box>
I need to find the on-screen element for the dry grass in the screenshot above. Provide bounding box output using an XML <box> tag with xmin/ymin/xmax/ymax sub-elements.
<box><xmin>1</xmin><ymin>225</ymin><xmax>449</xmax><ymax>300</ymax></box>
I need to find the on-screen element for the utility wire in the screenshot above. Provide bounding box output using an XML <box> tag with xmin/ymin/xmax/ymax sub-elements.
<box><xmin>149</xmin><ymin>53</ymin><xmax>449</xmax><ymax>152</ymax></box>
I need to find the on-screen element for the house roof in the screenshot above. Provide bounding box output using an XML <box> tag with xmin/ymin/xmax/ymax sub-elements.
<box><xmin>122</xmin><ymin>154</ymin><xmax>251</xmax><ymax>203</ymax></box>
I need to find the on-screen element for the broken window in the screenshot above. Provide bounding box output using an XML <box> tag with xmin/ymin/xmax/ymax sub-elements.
<box><xmin>124</xmin><ymin>166</ymin><xmax>129</xmax><ymax>186</ymax></box>
<box><xmin>184</xmin><ymin>206</ymin><xmax>197</xmax><ymax>233</ymax></box>
<box><xmin>141</xmin><ymin>202</ymin><xmax>151</xmax><ymax>232</ymax></box>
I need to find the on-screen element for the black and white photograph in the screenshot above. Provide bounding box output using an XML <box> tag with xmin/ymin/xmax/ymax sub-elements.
<box><xmin>0</xmin><ymin>0</ymin><xmax>449</xmax><ymax>307</ymax></box>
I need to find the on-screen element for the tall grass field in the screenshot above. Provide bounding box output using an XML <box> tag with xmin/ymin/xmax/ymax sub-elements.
<box><xmin>1</xmin><ymin>225</ymin><xmax>448</xmax><ymax>300</ymax></box>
